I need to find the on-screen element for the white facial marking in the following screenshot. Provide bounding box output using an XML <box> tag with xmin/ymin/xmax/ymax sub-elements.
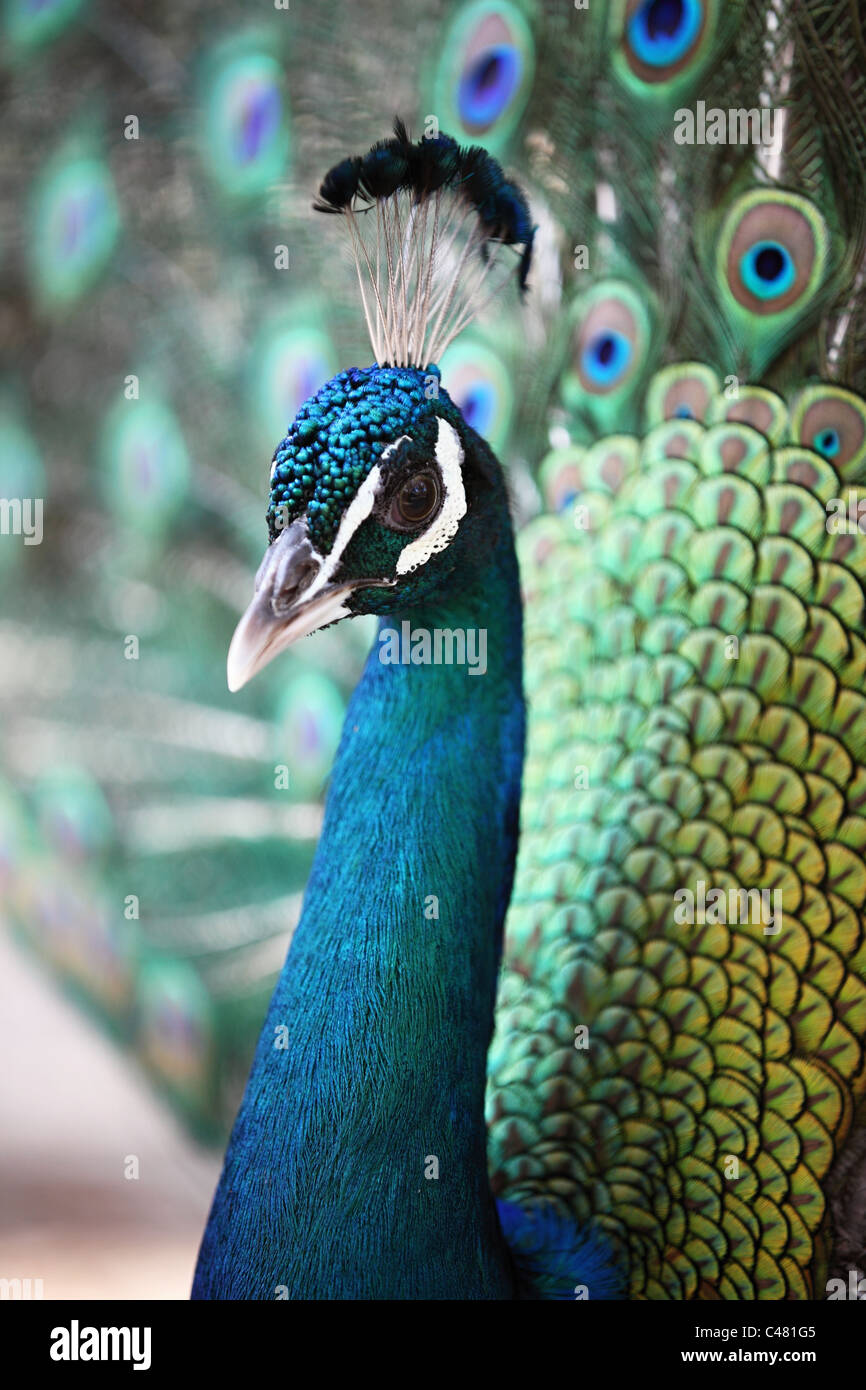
<box><xmin>303</xmin><ymin>463</ymin><xmax>383</xmax><ymax>601</ymax></box>
<box><xmin>395</xmin><ymin>418</ymin><xmax>466</xmax><ymax>575</ymax></box>
<box><xmin>382</xmin><ymin>434</ymin><xmax>411</xmax><ymax>462</ymax></box>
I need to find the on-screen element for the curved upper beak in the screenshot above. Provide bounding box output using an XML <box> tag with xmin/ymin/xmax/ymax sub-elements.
<box><xmin>227</xmin><ymin>520</ymin><xmax>354</xmax><ymax>692</ymax></box>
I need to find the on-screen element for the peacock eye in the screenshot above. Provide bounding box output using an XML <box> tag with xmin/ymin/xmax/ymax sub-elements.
<box><xmin>389</xmin><ymin>472</ymin><xmax>441</xmax><ymax>528</ymax></box>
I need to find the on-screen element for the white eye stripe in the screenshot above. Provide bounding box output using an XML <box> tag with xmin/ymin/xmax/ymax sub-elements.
<box><xmin>303</xmin><ymin>463</ymin><xmax>382</xmax><ymax>601</ymax></box>
<box><xmin>395</xmin><ymin>418</ymin><xmax>466</xmax><ymax>575</ymax></box>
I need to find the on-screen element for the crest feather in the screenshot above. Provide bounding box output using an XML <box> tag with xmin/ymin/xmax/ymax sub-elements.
<box><xmin>313</xmin><ymin>119</ymin><xmax>535</xmax><ymax>367</ymax></box>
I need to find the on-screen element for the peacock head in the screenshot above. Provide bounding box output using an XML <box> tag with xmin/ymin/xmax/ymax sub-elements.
<box><xmin>227</xmin><ymin>120</ymin><xmax>534</xmax><ymax>692</ymax></box>
<box><xmin>227</xmin><ymin>363</ymin><xmax>504</xmax><ymax>691</ymax></box>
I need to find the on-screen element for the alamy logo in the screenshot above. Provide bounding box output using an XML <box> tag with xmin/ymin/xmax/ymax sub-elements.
<box><xmin>0</xmin><ymin>1276</ymin><xmax>43</xmax><ymax>1299</ymax></box>
<box><xmin>674</xmin><ymin>880</ymin><xmax>782</xmax><ymax>935</ymax></box>
<box><xmin>674</xmin><ymin>102</ymin><xmax>779</xmax><ymax>146</ymax></box>
<box><xmin>0</xmin><ymin>497</ymin><xmax>42</xmax><ymax>545</ymax></box>
<box><xmin>378</xmin><ymin>621</ymin><xmax>487</xmax><ymax>676</ymax></box>
<box><xmin>50</xmin><ymin>1320</ymin><xmax>152</xmax><ymax>1371</ymax></box>
<box><xmin>826</xmin><ymin>492</ymin><xmax>866</xmax><ymax>534</ymax></box>
<box><xmin>826</xmin><ymin>1269</ymin><xmax>866</xmax><ymax>1300</ymax></box>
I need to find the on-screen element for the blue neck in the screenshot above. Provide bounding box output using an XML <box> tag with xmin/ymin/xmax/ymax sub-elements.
<box><xmin>193</xmin><ymin>518</ymin><xmax>524</xmax><ymax>1299</ymax></box>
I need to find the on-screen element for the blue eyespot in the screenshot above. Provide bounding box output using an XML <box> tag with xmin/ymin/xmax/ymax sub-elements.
<box><xmin>581</xmin><ymin>330</ymin><xmax>633</xmax><ymax>387</ymax></box>
<box><xmin>673</xmin><ymin>403</ymin><xmax>693</xmax><ymax>419</ymax></box>
<box><xmin>458</xmin><ymin>45</ymin><xmax>523</xmax><ymax>128</ymax></box>
<box><xmin>739</xmin><ymin>240</ymin><xmax>796</xmax><ymax>300</ymax></box>
<box><xmin>234</xmin><ymin>79</ymin><xmax>282</xmax><ymax>165</ymax></box>
<box><xmin>202</xmin><ymin>50</ymin><xmax>289</xmax><ymax>198</ymax></box>
<box><xmin>813</xmin><ymin>427</ymin><xmax>840</xmax><ymax>458</ymax></box>
<box><xmin>626</xmin><ymin>0</ymin><xmax>702</xmax><ymax>67</ymax></box>
<box><xmin>459</xmin><ymin>381</ymin><xmax>497</xmax><ymax>438</ymax></box>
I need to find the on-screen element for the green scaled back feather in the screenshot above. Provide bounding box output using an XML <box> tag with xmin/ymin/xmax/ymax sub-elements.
<box><xmin>487</xmin><ymin>0</ymin><xmax>866</xmax><ymax>1298</ymax></box>
<box><xmin>491</xmin><ymin>368</ymin><xmax>866</xmax><ymax>1298</ymax></box>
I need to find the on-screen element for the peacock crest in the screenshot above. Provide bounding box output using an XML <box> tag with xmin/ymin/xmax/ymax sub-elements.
<box><xmin>310</xmin><ymin>119</ymin><xmax>534</xmax><ymax>367</ymax></box>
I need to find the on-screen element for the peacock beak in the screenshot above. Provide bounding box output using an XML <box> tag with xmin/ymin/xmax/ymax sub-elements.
<box><xmin>226</xmin><ymin>520</ymin><xmax>354</xmax><ymax>692</ymax></box>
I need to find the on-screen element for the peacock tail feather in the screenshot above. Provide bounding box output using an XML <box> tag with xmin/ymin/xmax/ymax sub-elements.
<box><xmin>483</xmin><ymin>0</ymin><xmax>866</xmax><ymax>1297</ymax></box>
<box><xmin>491</xmin><ymin>373</ymin><xmax>866</xmax><ymax>1297</ymax></box>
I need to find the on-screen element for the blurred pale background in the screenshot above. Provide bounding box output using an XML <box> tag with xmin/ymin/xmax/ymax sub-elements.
<box><xmin>1</xmin><ymin>928</ymin><xmax>219</xmax><ymax>1298</ymax></box>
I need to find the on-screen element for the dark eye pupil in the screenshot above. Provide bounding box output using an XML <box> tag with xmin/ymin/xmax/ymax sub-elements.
<box><xmin>755</xmin><ymin>246</ymin><xmax>785</xmax><ymax>282</ymax></box>
<box><xmin>646</xmin><ymin>0</ymin><xmax>683</xmax><ymax>41</ymax></box>
<box><xmin>399</xmin><ymin>475</ymin><xmax>436</xmax><ymax>522</ymax></box>
<box><xmin>596</xmin><ymin>334</ymin><xmax>615</xmax><ymax>365</ymax></box>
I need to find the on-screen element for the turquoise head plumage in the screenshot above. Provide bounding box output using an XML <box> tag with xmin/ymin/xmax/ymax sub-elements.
<box><xmin>228</xmin><ymin>363</ymin><xmax>520</xmax><ymax>693</ymax></box>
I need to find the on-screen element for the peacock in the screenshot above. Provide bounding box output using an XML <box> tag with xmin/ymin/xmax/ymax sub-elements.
<box><xmin>192</xmin><ymin>0</ymin><xmax>866</xmax><ymax>1299</ymax></box>
<box><xmin>3</xmin><ymin>0</ymin><xmax>866</xmax><ymax>1303</ymax></box>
